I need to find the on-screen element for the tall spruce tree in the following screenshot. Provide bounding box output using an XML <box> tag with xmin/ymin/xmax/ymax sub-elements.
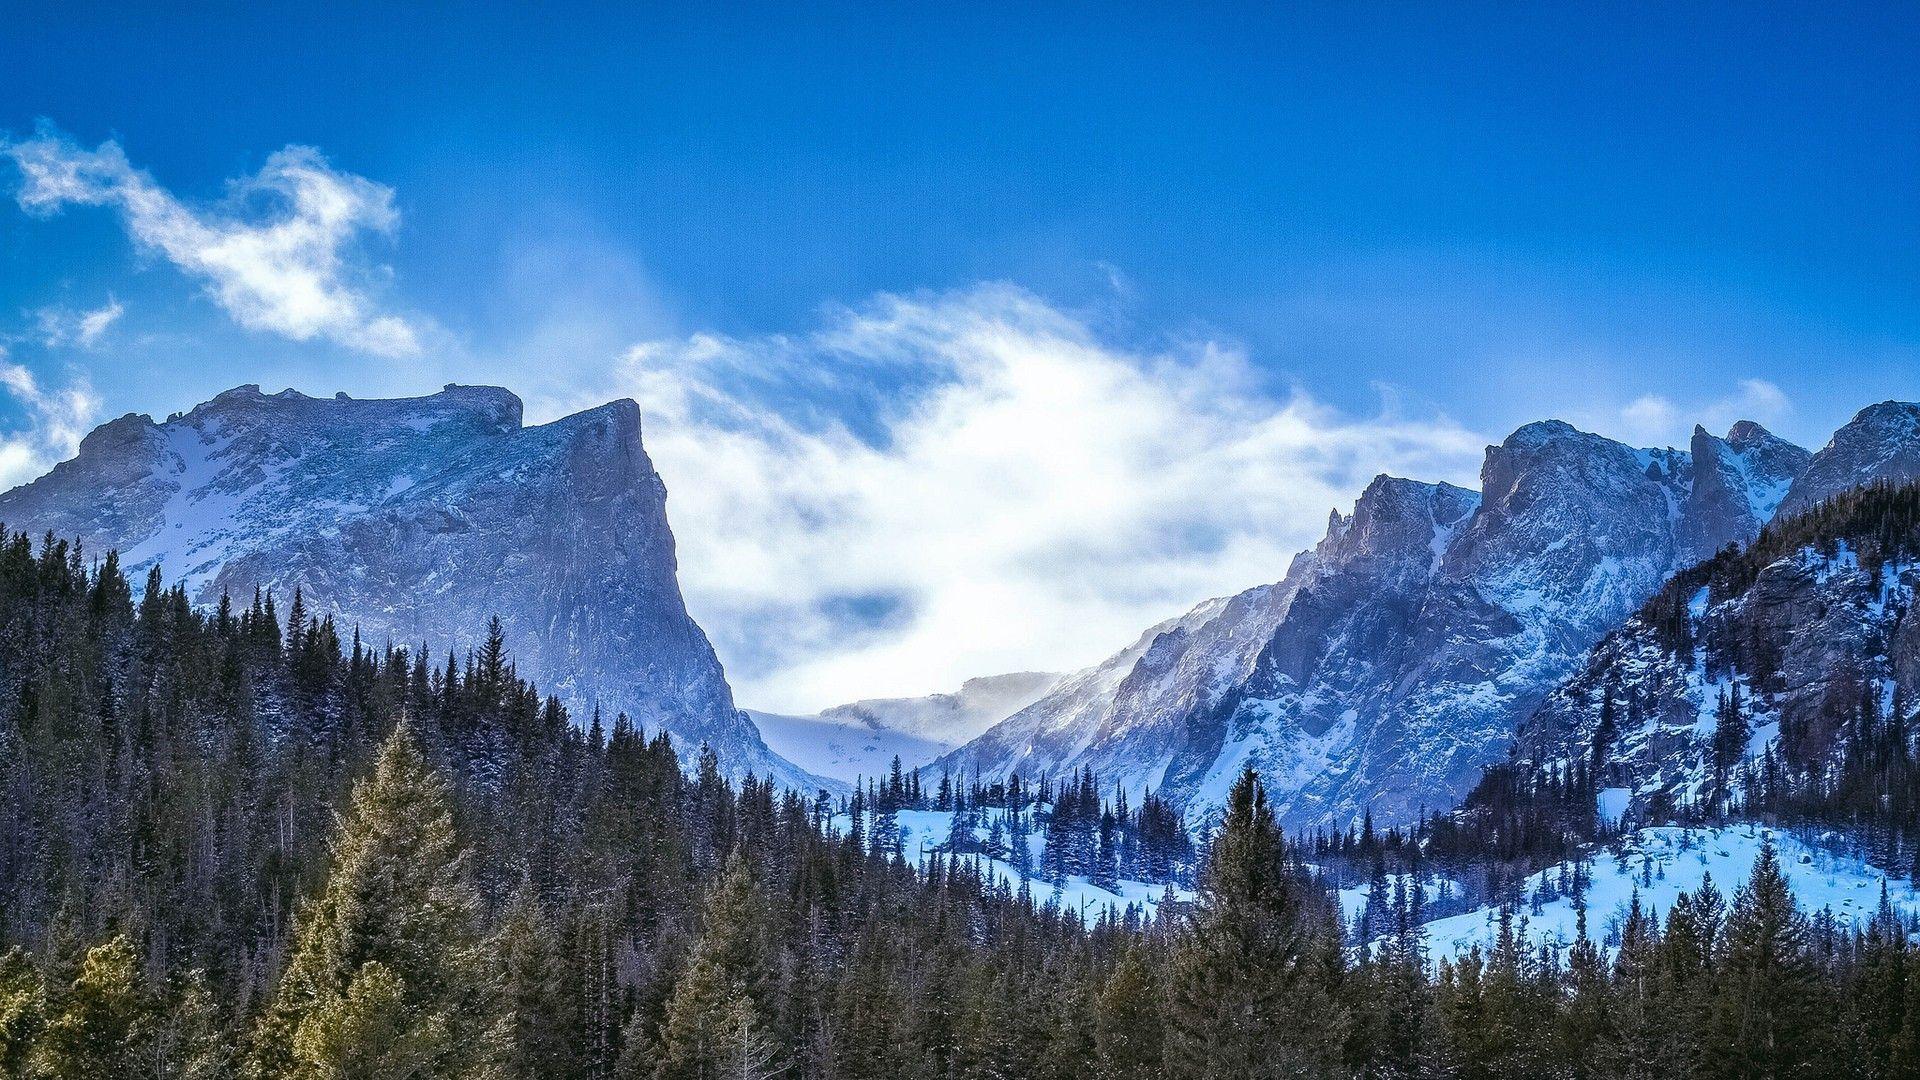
<box><xmin>249</xmin><ymin>719</ymin><xmax>504</xmax><ymax>1079</ymax></box>
<box><xmin>32</xmin><ymin>936</ymin><xmax>152</xmax><ymax>1079</ymax></box>
<box><xmin>1704</xmin><ymin>836</ymin><xmax>1825</xmax><ymax>1078</ymax></box>
<box><xmin>1165</xmin><ymin>767</ymin><xmax>1345</xmax><ymax>1078</ymax></box>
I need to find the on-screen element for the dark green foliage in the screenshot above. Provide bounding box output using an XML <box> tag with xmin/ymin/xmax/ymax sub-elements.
<box><xmin>1165</xmin><ymin>767</ymin><xmax>1346</xmax><ymax>1078</ymax></box>
<box><xmin>8</xmin><ymin>526</ymin><xmax>1920</xmax><ymax>1077</ymax></box>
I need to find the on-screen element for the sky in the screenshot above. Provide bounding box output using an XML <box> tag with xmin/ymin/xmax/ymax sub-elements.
<box><xmin>1</xmin><ymin>3</ymin><xmax>1917</xmax><ymax>710</ymax></box>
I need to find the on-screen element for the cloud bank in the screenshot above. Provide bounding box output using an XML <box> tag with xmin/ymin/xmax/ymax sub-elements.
<box><xmin>5</xmin><ymin>124</ymin><xmax>421</xmax><ymax>357</ymax></box>
<box><xmin>613</xmin><ymin>284</ymin><xmax>1489</xmax><ymax>712</ymax></box>
<box><xmin>1614</xmin><ymin>378</ymin><xmax>1793</xmax><ymax>445</ymax></box>
<box><xmin>0</xmin><ymin>360</ymin><xmax>98</xmax><ymax>491</ymax></box>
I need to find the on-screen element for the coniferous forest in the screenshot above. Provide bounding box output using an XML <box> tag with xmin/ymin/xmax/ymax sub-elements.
<box><xmin>9</xmin><ymin>525</ymin><xmax>1920</xmax><ymax>1078</ymax></box>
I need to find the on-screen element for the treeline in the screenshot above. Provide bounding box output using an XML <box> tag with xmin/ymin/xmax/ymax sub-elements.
<box><xmin>1641</xmin><ymin>480</ymin><xmax>1920</xmax><ymax>659</ymax></box>
<box><xmin>12</xmin><ymin>527</ymin><xmax>1920</xmax><ymax>1076</ymax></box>
<box><xmin>850</xmin><ymin>761</ymin><xmax>1197</xmax><ymax>889</ymax></box>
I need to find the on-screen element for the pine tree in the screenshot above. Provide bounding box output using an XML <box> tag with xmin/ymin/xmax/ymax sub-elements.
<box><xmin>250</xmin><ymin>719</ymin><xmax>504</xmax><ymax>1079</ymax></box>
<box><xmin>1165</xmin><ymin>767</ymin><xmax>1345</xmax><ymax>1078</ymax></box>
<box><xmin>652</xmin><ymin>951</ymin><xmax>778</xmax><ymax>1080</ymax></box>
<box><xmin>0</xmin><ymin>947</ymin><xmax>47</xmax><ymax>1076</ymax></box>
<box><xmin>649</xmin><ymin>853</ymin><xmax>784</xmax><ymax>1080</ymax></box>
<box><xmin>1095</xmin><ymin>945</ymin><xmax>1165</xmax><ymax>1075</ymax></box>
<box><xmin>33</xmin><ymin>936</ymin><xmax>153</xmax><ymax>1079</ymax></box>
<box><xmin>1704</xmin><ymin>836</ymin><xmax>1824</xmax><ymax>1077</ymax></box>
<box><xmin>496</xmin><ymin>886</ymin><xmax>579</xmax><ymax>1077</ymax></box>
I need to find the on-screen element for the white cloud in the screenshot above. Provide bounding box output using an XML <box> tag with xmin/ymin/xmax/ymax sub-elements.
<box><xmin>610</xmin><ymin>284</ymin><xmax>1488</xmax><ymax>712</ymax></box>
<box><xmin>5</xmin><ymin>124</ymin><xmax>422</xmax><ymax>356</ymax></box>
<box><xmin>1610</xmin><ymin>378</ymin><xmax>1793</xmax><ymax>445</ymax></box>
<box><xmin>34</xmin><ymin>296</ymin><xmax>124</xmax><ymax>348</ymax></box>
<box><xmin>0</xmin><ymin>359</ymin><xmax>98</xmax><ymax>490</ymax></box>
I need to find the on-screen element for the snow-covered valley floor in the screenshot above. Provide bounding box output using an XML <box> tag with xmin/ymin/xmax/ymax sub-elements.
<box><xmin>1378</xmin><ymin>825</ymin><xmax>1920</xmax><ymax>964</ymax></box>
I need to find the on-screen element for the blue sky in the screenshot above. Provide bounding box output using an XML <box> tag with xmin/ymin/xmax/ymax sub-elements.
<box><xmin>2</xmin><ymin>3</ymin><xmax>1917</xmax><ymax>707</ymax></box>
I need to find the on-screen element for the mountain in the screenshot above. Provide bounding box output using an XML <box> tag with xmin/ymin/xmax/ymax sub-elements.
<box><xmin>938</xmin><ymin>580</ymin><xmax>1300</xmax><ymax>801</ymax></box>
<box><xmin>1676</xmin><ymin>420</ymin><xmax>1812</xmax><ymax>564</ymax></box>
<box><xmin>1509</xmin><ymin>483</ymin><xmax>1920</xmax><ymax>823</ymax></box>
<box><xmin>750</xmin><ymin>671</ymin><xmax>1060</xmax><ymax>783</ymax></box>
<box><xmin>1777</xmin><ymin>401</ymin><xmax>1920</xmax><ymax>517</ymax></box>
<box><xmin>0</xmin><ymin>383</ymin><xmax>823</xmax><ymax>789</ymax></box>
<box><xmin>943</xmin><ymin>419</ymin><xmax>1817</xmax><ymax>832</ymax></box>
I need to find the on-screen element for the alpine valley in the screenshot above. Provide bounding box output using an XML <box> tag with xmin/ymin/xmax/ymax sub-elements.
<box><xmin>10</xmin><ymin>383</ymin><xmax>1920</xmax><ymax>1079</ymax></box>
<box><xmin>10</xmin><ymin>385</ymin><xmax>1920</xmax><ymax>835</ymax></box>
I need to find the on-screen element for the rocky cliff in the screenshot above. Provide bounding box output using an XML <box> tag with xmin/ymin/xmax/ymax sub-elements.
<box><xmin>0</xmin><ymin>384</ymin><xmax>823</xmax><ymax>789</ymax></box>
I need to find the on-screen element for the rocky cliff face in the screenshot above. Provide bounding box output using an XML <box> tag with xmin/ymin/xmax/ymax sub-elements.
<box><xmin>0</xmin><ymin>384</ymin><xmax>823</xmax><ymax>790</ymax></box>
<box><xmin>1777</xmin><ymin>401</ymin><xmax>1920</xmax><ymax>517</ymax></box>
<box><xmin>943</xmin><ymin>419</ymin><xmax>1816</xmax><ymax>833</ymax></box>
<box><xmin>1677</xmin><ymin>421</ymin><xmax>1811</xmax><ymax>565</ymax></box>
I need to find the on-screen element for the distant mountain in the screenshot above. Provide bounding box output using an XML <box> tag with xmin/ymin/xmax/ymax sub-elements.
<box><xmin>942</xmin><ymin>418</ymin><xmax>1827</xmax><ymax>832</ymax></box>
<box><xmin>751</xmin><ymin>672</ymin><xmax>1060</xmax><ymax>784</ymax></box>
<box><xmin>1676</xmin><ymin>421</ymin><xmax>1811</xmax><ymax>565</ymax></box>
<box><xmin>0</xmin><ymin>383</ymin><xmax>824</xmax><ymax>790</ymax></box>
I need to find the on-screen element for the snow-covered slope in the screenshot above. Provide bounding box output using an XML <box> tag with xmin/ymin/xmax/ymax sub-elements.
<box><xmin>750</xmin><ymin>672</ymin><xmax>1060</xmax><ymax>783</ymax></box>
<box><xmin>0</xmin><ymin>384</ymin><xmax>824</xmax><ymax>790</ymax></box>
<box><xmin>891</xmin><ymin>807</ymin><xmax>1192</xmax><ymax>921</ymax></box>
<box><xmin>945</xmin><ymin>420</ymin><xmax>1816</xmax><ymax>833</ymax></box>
<box><xmin>1397</xmin><ymin>826</ymin><xmax>1920</xmax><ymax>964</ymax></box>
<box><xmin>939</xmin><ymin>576</ymin><xmax>1303</xmax><ymax>800</ymax></box>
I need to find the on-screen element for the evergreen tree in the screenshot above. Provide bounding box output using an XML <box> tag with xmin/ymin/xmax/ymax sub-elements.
<box><xmin>0</xmin><ymin>948</ymin><xmax>47</xmax><ymax>1076</ymax></box>
<box><xmin>1704</xmin><ymin>836</ymin><xmax>1824</xmax><ymax>1078</ymax></box>
<box><xmin>496</xmin><ymin>886</ymin><xmax>579</xmax><ymax>1077</ymax></box>
<box><xmin>1165</xmin><ymin>767</ymin><xmax>1345</xmax><ymax>1078</ymax></box>
<box><xmin>33</xmin><ymin>936</ymin><xmax>153</xmax><ymax>1079</ymax></box>
<box><xmin>1095</xmin><ymin>945</ymin><xmax>1165</xmax><ymax>1076</ymax></box>
<box><xmin>250</xmin><ymin>720</ymin><xmax>504</xmax><ymax>1079</ymax></box>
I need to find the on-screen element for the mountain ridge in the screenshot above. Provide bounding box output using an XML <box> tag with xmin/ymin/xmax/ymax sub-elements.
<box><xmin>940</xmin><ymin>415</ymin><xmax>1858</xmax><ymax>832</ymax></box>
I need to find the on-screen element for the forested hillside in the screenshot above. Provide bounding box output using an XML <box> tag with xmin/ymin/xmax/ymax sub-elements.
<box><xmin>9</xmin><ymin>526</ymin><xmax>1920</xmax><ymax>1077</ymax></box>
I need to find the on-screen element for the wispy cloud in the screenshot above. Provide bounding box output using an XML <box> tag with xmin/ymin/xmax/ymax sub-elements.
<box><xmin>612</xmin><ymin>284</ymin><xmax>1488</xmax><ymax>712</ymax></box>
<box><xmin>0</xmin><ymin>358</ymin><xmax>98</xmax><ymax>490</ymax></box>
<box><xmin>33</xmin><ymin>296</ymin><xmax>124</xmax><ymax>348</ymax></box>
<box><xmin>4</xmin><ymin>123</ymin><xmax>422</xmax><ymax>357</ymax></box>
<box><xmin>1612</xmin><ymin>378</ymin><xmax>1793</xmax><ymax>445</ymax></box>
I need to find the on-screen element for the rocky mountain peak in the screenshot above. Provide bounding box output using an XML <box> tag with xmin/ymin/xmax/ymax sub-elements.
<box><xmin>0</xmin><ymin>384</ymin><xmax>822</xmax><ymax>791</ymax></box>
<box><xmin>1778</xmin><ymin>400</ymin><xmax>1920</xmax><ymax>517</ymax></box>
<box><xmin>1677</xmin><ymin>420</ymin><xmax>1810</xmax><ymax>564</ymax></box>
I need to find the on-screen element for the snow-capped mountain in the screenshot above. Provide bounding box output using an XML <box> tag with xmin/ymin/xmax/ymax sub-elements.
<box><xmin>943</xmin><ymin>418</ymin><xmax>1820</xmax><ymax>833</ymax></box>
<box><xmin>0</xmin><ymin>384</ymin><xmax>823</xmax><ymax>790</ymax></box>
<box><xmin>938</xmin><ymin>579</ymin><xmax>1301</xmax><ymax>799</ymax></box>
<box><xmin>1676</xmin><ymin>421</ymin><xmax>1812</xmax><ymax>565</ymax></box>
<box><xmin>749</xmin><ymin>671</ymin><xmax>1060</xmax><ymax>783</ymax></box>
